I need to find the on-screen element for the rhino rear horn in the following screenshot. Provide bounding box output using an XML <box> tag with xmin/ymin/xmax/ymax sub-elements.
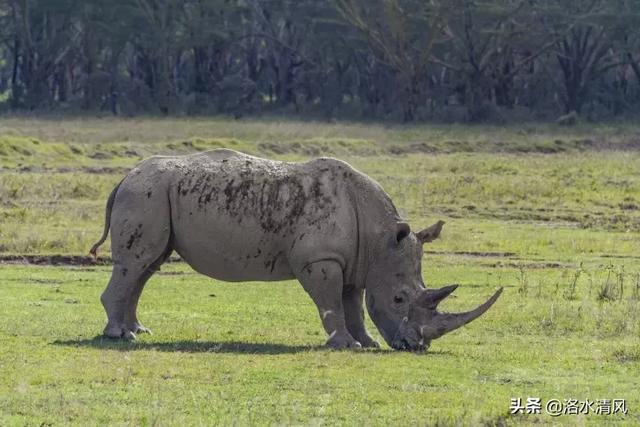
<box><xmin>419</xmin><ymin>285</ymin><xmax>458</xmax><ymax>308</ymax></box>
<box><xmin>420</xmin><ymin>288</ymin><xmax>503</xmax><ymax>340</ymax></box>
<box><xmin>417</xmin><ymin>220</ymin><xmax>445</xmax><ymax>244</ymax></box>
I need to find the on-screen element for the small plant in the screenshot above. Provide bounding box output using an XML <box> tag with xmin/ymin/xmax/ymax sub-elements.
<box><xmin>563</xmin><ymin>263</ymin><xmax>583</xmax><ymax>300</ymax></box>
<box><xmin>517</xmin><ymin>265</ymin><xmax>528</xmax><ymax>296</ymax></box>
<box><xmin>617</xmin><ymin>265</ymin><xmax>625</xmax><ymax>298</ymax></box>
<box><xmin>598</xmin><ymin>264</ymin><xmax>613</xmax><ymax>301</ymax></box>
<box><xmin>596</xmin><ymin>265</ymin><xmax>631</xmax><ymax>301</ymax></box>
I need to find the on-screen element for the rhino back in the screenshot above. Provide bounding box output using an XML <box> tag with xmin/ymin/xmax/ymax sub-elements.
<box><xmin>161</xmin><ymin>150</ymin><xmax>359</xmax><ymax>282</ymax></box>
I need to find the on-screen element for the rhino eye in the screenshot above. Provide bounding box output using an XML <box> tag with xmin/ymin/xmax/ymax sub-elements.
<box><xmin>393</xmin><ymin>295</ymin><xmax>404</xmax><ymax>304</ymax></box>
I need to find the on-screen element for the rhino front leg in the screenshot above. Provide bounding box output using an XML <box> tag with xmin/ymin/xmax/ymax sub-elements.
<box><xmin>296</xmin><ymin>260</ymin><xmax>361</xmax><ymax>350</ymax></box>
<box><xmin>343</xmin><ymin>287</ymin><xmax>380</xmax><ymax>348</ymax></box>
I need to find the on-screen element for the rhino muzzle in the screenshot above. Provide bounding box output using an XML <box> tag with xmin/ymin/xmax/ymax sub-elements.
<box><xmin>390</xmin><ymin>317</ymin><xmax>426</xmax><ymax>352</ymax></box>
<box><xmin>391</xmin><ymin>286</ymin><xmax>503</xmax><ymax>352</ymax></box>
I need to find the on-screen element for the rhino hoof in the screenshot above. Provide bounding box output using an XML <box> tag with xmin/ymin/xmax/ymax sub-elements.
<box><xmin>328</xmin><ymin>341</ymin><xmax>362</xmax><ymax>351</ymax></box>
<box><xmin>326</xmin><ymin>333</ymin><xmax>362</xmax><ymax>350</ymax></box>
<box><xmin>103</xmin><ymin>324</ymin><xmax>137</xmax><ymax>341</ymax></box>
<box><xmin>358</xmin><ymin>335</ymin><xmax>380</xmax><ymax>348</ymax></box>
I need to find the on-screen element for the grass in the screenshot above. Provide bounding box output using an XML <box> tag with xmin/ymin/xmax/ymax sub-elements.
<box><xmin>0</xmin><ymin>117</ymin><xmax>639</xmax><ymax>425</ymax></box>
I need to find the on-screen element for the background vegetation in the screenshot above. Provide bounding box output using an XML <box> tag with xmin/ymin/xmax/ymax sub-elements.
<box><xmin>0</xmin><ymin>118</ymin><xmax>639</xmax><ymax>425</ymax></box>
<box><xmin>1</xmin><ymin>1</ymin><xmax>640</xmax><ymax>122</ymax></box>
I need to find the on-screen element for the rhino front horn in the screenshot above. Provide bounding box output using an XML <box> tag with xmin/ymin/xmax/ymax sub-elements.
<box><xmin>420</xmin><ymin>287</ymin><xmax>503</xmax><ymax>340</ymax></box>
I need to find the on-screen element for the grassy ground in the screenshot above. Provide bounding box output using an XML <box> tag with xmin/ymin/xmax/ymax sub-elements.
<box><xmin>0</xmin><ymin>117</ymin><xmax>639</xmax><ymax>425</ymax></box>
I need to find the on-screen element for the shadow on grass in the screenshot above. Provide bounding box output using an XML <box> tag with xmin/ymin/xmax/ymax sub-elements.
<box><xmin>53</xmin><ymin>337</ymin><xmax>322</xmax><ymax>354</ymax></box>
<box><xmin>53</xmin><ymin>336</ymin><xmax>452</xmax><ymax>356</ymax></box>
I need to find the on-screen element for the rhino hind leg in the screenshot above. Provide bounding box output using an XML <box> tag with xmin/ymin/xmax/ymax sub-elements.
<box><xmin>295</xmin><ymin>260</ymin><xmax>361</xmax><ymax>350</ymax></box>
<box><xmin>343</xmin><ymin>288</ymin><xmax>380</xmax><ymax>348</ymax></box>
<box><xmin>102</xmin><ymin>265</ymin><xmax>141</xmax><ymax>340</ymax></box>
<box><xmin>124</xmin><ymin>242</ymin><xmax>173</xmax><ymax>335</ymax></box>
<box><xmin>102</xmin><ymin>243</ymin><xmax>171</xmax><ymax>339</ymax></box>
<box><xmin>101</xmin><ymin>186</ymin><xmax>172</xmax><ymax>340</ymax></box>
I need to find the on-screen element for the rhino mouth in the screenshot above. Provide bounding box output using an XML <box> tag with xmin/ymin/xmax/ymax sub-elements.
<box><xmin>390</xmin><ymin>338</ymin><xmax>427</xmax><ymax>352</ymax></box>
<box><xmin>390</xmin><ymin>317</ymin><xmax>426</xmax><ymax>352</ymax></box>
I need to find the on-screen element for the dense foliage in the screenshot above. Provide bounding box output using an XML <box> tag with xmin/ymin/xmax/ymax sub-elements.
<box><xmin>1</xmin><ymin>0</ymin><xmax>639</xmax><ymax>122</ymax></box>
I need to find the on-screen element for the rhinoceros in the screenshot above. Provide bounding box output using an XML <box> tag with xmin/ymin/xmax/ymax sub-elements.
<box><xmin>90</xmin><ymin>149</ymin><xmax>502</xmax><ymax>351</ymax></box>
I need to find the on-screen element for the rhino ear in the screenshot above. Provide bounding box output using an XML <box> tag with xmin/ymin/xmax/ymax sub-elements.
<box><xmin>396</xmin><ymin>222</ymin><xmax>411</xmax><ymax>243</ymax></box>
<box><xmin>417</xmin><ymin>220</ymin><xmax>445</xmax><ymax>244</ymax></box>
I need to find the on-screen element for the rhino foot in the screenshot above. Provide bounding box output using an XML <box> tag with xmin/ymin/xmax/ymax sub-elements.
<box><xmin>103</xmin><ymin>324</ymin><xmax>137</xmax><ymax>340</ymax></box>
<box><xmin>357</xmin><ymin>335</ymin><xmax>380</xmax><ymax>349</ymax></box>
<box><xmin>326</xmin><ymin>332</ymin><xmax>362</xmax><ymax>350</ymax></box>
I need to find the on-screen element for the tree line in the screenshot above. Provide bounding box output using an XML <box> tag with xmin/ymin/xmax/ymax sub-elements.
<box><xmin>1</xmin><ymin>0</ymin><xmax>639</xmax><ymax>122</ymax></box>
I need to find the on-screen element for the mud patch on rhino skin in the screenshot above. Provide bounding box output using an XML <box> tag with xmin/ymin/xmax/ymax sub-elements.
<box><xmin>176</xmin><ymin>177</ymin><xmax>193</xmax><ymax>196</ymax></box>
<box><xmin>175</xmin><ymin>159</ymin><xmax>339</xmax><ymax>233</ymax></box>
<box><xmin>222</xmin><ymin>172</ymin><xmax>333</xmax><ymax>234</ymax></box>
<box><xmin>289</xmin><ymin>238</ymin><xmax>297</xmax><ymax>251</ymax></box>
<box><xmin>188</xmin><ymin>174</ymin><xmax>210</xmax><ymax>200</ymax></box>
<box><xmin>186</xmin><ymin>173</ymin><xmax>218</xmax><ymax>209</ymax></box>
<box><xmin>224</xmin><ymin>178</ymin><xmax>257</xmax><ymax>211</ymax></box>
<box><xmin>126</xmin><ymin>224</ymin><xmax>143</xmax><ymax>250</ymax></box>
<box><xmin>265</xmin><ymin>251</ymin><xmax>284</xmax><ymax>273</ymax></box>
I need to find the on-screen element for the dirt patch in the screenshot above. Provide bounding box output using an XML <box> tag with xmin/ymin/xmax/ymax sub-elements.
<box><xmin>487</xmin><ymin>261</ymin><xmax>565</xmax><ymax>269</ymax></box>
<box><xmin>84</xmin><ymin>167</ymin><xmax>131</xmax><ymax>175</ymax></box>
<box><xmin>425</xmin><ymin>250</ymin><xmax>517</xmax><ymax>258</ymax></box>
<box><xmin>600</xmin><ymin>254</ymin><xmax>640</xmax><ymax>260</ymax></box>
<box><xmin>388</xmin><ymin>142</ymin><xmax>438</xmax><ymax>155</ymax></box>
<box><xmin>157</xmin><ymin>271</ymin><xmax>189</xmax><ymax>276</ymax></box>
<box><xmin>3</xmin><ymin>166</ymin><xmax>130</xmax><ymax>175</ymax></box>
<box><xmin>0</xmin><ymin>254</ymin><xmax>183</xmax><ymax>266</ymax></box>
<box><xmin>0</xmin><ymin>255</ymin><xmax>111</xmax><ymax>266</ymax></box>
<box><xmin>258</xmin><ymin>142</ymin><xmax>294</xmax><ymax>155</ymax></box>
<box><xmin>386</xmin><ymin>137</ymin><xmax>640</xmax><ymax>155</ymax></box>
<box><xmin>88</xmin><ymin>151</ymin><xmax>113</xmax><ymax>160</ymax></box>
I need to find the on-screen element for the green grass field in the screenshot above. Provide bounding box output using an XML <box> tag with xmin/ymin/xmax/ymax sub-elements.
<box><xmin>1</xmin><ymin>117</ymin><xmax>639</xmax><ymax>425</ymax></box>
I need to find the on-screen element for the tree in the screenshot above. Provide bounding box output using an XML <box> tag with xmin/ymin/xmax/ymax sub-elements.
<box><xmin>7</xmin><ymin>0</ymin><xmax>81</xmax><ymax>109</ymax></box>
<box><xmin>334</xmin><ymin>0</ymin><xmax>454</xmax><ymax>121</ymax></box>
<box><xmin>0</xmin><ymin>0</ymin><xmax>639</xmax><ymax>121</ymax></box>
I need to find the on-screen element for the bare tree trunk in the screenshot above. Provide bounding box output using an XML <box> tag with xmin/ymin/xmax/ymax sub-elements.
<box><xmin>10</xmin><ymin>35</ymin><xmax>21</xmax><ymax>107</ymax></box>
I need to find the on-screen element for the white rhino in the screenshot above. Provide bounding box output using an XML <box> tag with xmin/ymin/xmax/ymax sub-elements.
<box><xmin>91</xmin><ymin>149</ymin><xmax>501</xmax><ymax>351</ymax></box>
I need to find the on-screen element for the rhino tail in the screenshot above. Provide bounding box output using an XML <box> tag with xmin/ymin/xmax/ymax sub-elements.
<box><xmin>89</xmin><ymin>180</ymin><xmax>123</xmax><ymax>260</ymax></box>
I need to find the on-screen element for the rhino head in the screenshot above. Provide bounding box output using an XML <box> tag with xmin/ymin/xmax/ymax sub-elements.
<box><xmin>365</xmin><ymin>220</ymin><xmax>503</xmax><ymax>351</ymax></box>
